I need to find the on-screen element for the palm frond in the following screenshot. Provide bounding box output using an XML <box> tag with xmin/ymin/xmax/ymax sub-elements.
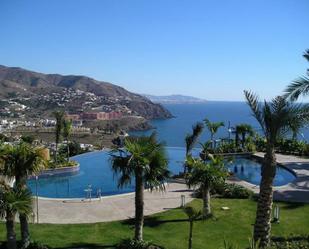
<box><xmin>284</xmin><ymin>78</ymin><xmax>309</xmax><ymax>101</ymax></box>
<box><xmin>303</xmin><ymin>49</ymin><xmax>309</xmax><ymax>62</ymax></box>
<box><xmin>183</xmin><ymin>205</ymin><xmax>202</xmax><ymax>221</ymax></box>
<box><xmin>244</xmin><ymin>90</ymin><xmax>265</xmax><ymax>134</ymax></box>
<box><xmin>111</xmin><ymin>133</ymin><xmax>169</xmax><ymax>191</ymax></box>
<box><xmin>185</xmin><ymin>122</ymin><xmax>204</xmax><ymax>154</ymax></box>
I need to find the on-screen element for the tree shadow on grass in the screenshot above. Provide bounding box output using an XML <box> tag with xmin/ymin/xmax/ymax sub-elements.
<box><xmin>121</xmin><ymin>215</ymin><xmax>199</xmax><ymax>228</ymax></box>
<box><xmin>0</xmin><ymin>241</ymin><xmax>117</xmax><ymax>249</ymax></box>
<box><xmin>121</xmin><ymin>216</ymin><xmax>187</xmax><ymax>228</ymax></box>
<box><xmin>54</xmin><ymin>242</ymin><xmax>117</xmax><ymax>249</ymax></box>
<box><xmin>279</xmin><ymin>202</ymin><xmax>306</xmax><ymax>210</ymax></box>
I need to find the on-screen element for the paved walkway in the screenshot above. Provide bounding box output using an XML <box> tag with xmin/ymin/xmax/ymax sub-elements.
<box><xmin>230</xmin><ymin>153</ymin><xmax>309</xmax><ymax>203</ymax></box>
<box><xmin>34</xmin><ymin>182</ymin><xmax>193</xmax><ymax>224</ymax></box>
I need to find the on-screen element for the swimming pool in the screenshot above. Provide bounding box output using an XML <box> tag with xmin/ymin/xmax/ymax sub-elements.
<box><xmin>226</xmin><ymin>157</ymin><xmax>295</xmax><ymax>186</ymax></box>
<box><xmin>27</xmin><ymin>147</ymin><xmax>296</xmax><ymax>198</ymax></box>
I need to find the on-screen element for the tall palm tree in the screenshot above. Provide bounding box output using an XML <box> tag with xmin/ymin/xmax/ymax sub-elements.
<box><xmin>0</xmin><ymin>143</ymin><xmax>46</xmax><ymax>248</ymax></box>
<box><xmin>235</xmin><ymin>124</ymin><xmax>254</xmax><ymax>148</ymax></box>
<box><xmin>284</xmin><ymin>49</ymin><xmax>309</xmax><ymax>101</ymax></box>
<box><xmin>111</xmin><ymin>133</ymin><xmax>169</xmax><ymax>241</ymax></box>
<box><xmin>62</xmin><ymin>119</ymin><xmax>72</xmax><ymax>161</ymax></box>
<box><xmin>184</xmin><ymin>122</ymin><xmax>204</xmax><ymax>173</ymax></box>
<box><xmin>185</xmin><ymin>154</ymin><xmax>227</xmax><ymax>217</ymax></box>
<box><xmin>244</xmin><ymin>90</ymin><xmax>309</xmax><ymax>247</ymax></box>
<box><xmin>183</xmin><ymin>206</ymin><xmax>202</xmax><ymax>249</ymax></box>
<box><xmin>53</xmin><ymin>110</ymin><xmax>65</xmax><ymax>163</ymax></box>
<box><xmin>0</xmin><ymin>183</ymin><xmax>33</xmax><ymax>249</ymax></box>
<box><xmin>204</xmin><ymin>119</ymin><xmax>224</xmax><ymax>147</ymax></box>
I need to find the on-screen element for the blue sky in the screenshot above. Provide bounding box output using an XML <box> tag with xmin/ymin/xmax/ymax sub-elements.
<box><xmin>0</xmin><ymin>0</ymin><xmax>308</xmax><ymax>101</ymax></box>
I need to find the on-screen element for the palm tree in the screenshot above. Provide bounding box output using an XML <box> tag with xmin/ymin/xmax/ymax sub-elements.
<box><xmin>199</xmin><ymin>140</ymin><xmax>212</xmax><ymax>161</ymax></box>
<box><xmin>235</xmin><ymin>124</ymin><xmax>254</xmax><ymax>148</ymax></box>
<box><xmin>244</xmin><ymin>90</ymin><xmax>309</xmax><ymax>247</ymax></box>
<box><xmin>0</xmin><ymin>183</ymin><xmax>33</xmax><ymax>249</ymax></box>
<box><xmin>53</xmin><ymin>110</ymin><xmax>65</xmax><ymax>163</ymax></box>
<box><xmin>62</xmin><ymin>119</ymin><xmax>72</xmax><ymax>161</ymax></box>
<box><xmin>184</xmin><ymin>122</ymin><xmax>204</xmax><ymax>173</ymax></box>
<box><xmin>185</xmin><ymin>122</ymin><xmax>204</xmax><ymax>156</ymax></box>
<box><xmin>185</xmin><ymin>154</ymin><xmax>227</xmax><ymax>217</ymax></box>
<box><xmin>183</xmin><ymin>206</ymin><xmax>202</xmax><ymax>249</ymax></box>
<box><xmin>111</xmin><ymin>133</ymin><xmax>169</xmax><ymax>241</ymax></box>
<box><xmin>204</xmin><ymin>118</ymin><xmax>224</xmax><ymax>147</ymax></box>
<box><xmin>284</xmin><ymin>49</ymin><xmax>309</xmax><ymax>101</ymax></box>
<box><xmin>0</xmin><ymin>143</ymin><xmax>46</xmax><ymax>248</ymax></box>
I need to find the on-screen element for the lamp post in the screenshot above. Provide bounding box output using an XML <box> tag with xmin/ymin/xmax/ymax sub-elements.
<box><xmin>35</xmin><ymin>175</ymin><xmax>39</xmax><ymax>224</ymax></box>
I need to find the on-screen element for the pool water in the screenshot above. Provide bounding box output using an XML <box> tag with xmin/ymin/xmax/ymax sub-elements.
<box><xmin>27</xmin><ymin>148</ymin><xmax>295</xmax><ymax>198</ymax></box>
<box><xmin>226</xmin><ymin>157</ymin><xmax>295</xmax><ymax>186</ymax></box>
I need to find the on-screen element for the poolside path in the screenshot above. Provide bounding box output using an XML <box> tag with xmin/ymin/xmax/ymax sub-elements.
<box><xmin>34</xmin><ymin>182</ymin><xmax>193</xmax><ymax>224</ymax></box>
<box><xmin>230</xmin><ymin>153</ymin><xmax>309</xmax><ymax>203</ymax></box>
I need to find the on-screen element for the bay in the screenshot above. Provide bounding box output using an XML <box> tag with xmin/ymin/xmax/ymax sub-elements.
<box><xmin>131</xmin><ymin>101</ymin><xmax>309</xmax><ymax>147</ymax></box>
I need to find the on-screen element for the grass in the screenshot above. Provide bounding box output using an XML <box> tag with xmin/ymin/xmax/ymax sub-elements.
<box><xmin>1</xmin><ymin>198</ymin><xmax>309</xmax><ymax>249</ymax></box>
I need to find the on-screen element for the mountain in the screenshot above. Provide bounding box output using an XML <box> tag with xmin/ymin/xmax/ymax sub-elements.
<box><xmin>0</xmin><ymin>65</ymin><xmax>172</xmax><ymax>119</ymax></box>
<box><xmin>143</xmin><ymin>94</ymin><xmax>207</xmax><ymax>104</ymax></box>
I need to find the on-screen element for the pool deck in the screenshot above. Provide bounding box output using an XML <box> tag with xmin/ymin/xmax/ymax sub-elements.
<box><xmin>229</xmin><ymin>152</ymin><xmax>309</xmax><ymax>203</ymax></box>
<box><xmin>33</xmin><ymin>182</ymin><xmax>193</xmax><ymax>224</ymax></box>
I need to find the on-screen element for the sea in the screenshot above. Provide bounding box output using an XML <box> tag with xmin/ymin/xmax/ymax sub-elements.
<box><xmin>131</xmin><ymin>101</ymin><xmax>309</xmax><ymax>147</ymax></box>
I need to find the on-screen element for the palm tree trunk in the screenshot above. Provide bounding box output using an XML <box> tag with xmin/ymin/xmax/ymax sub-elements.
<box><xmin>67</xmin><ymin>140</ymin><xmax>70</xmax><ymax>162</ymax></box>
<box><xmin>134</xmin><ymin>168</ymin><xmax>144</xmax><ymax>241</ymax></box>
<box><xmin>202</xmin><ymin>185</ymin><xmax>211</xmax><ymax>217</ymax></box>
<box><xmin>55</xmin><ymin>142</ymin><xmax>58</xmax><ymax>163</ymax></box>
<box><xmin>242</xmin><ymin>133</ymin><xmax>246</xmax><ymax>149</ymax></box>
<box><xmin>188</xmin><ymin>220</ymin><xmax>193</xmax><ymax>249</ymax></box>
<box><xmin>6</xmin><ymin>212</ymin><xmax>17</xmax><ymax>249</ymax></box>
<box><xmin>18</xmin><ymin>180</ymin><xmax>31</xmax><ymax>249</ymax></box>
<box><xmin>253</xmin><ymin>146</ymin><xmax>277</xmax><ymax>248</ymax></box>
<box><xmin>20</xmin><ymin>214</ymin><xmax>30</xmax><ymax>248</ymax></box>
<box><xmin>235</xmin><ymin>132</ymin><xmax>239</xmax><ymax>147</ymax></box>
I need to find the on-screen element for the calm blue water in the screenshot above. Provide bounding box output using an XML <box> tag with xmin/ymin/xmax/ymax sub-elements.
<box><xmin>227</xmin><ymin>157</ymin><xmax>295</xmax><ymax>186</ymax></box>
<box><xmin>131</xmin><ymin>102</ymin><xmax>309</xmax><ymax>147</ymax></box>
<box><xmin>27</xmin><ymin>147</ymin><xmax>295</xmax><ymax>198</ymax></box>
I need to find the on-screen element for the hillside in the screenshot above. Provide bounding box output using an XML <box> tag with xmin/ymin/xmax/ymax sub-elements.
<box><xmin>0</xmin><ymin>65</ymin><xmax>172</xmax><ymax>119</ymax></box>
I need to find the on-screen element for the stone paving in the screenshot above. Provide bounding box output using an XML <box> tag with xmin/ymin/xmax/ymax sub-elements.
<box><xmin>34</xmin><ymin>182</ymin><xmax>193</xmax><ymax>224</ymax></box>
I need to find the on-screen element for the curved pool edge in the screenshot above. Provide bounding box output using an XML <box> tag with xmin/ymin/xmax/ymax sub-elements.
<box><xmin>34</xmin><ymin>190</ymin><xmax>135</xmax><ymax>202</ymax></box>
<box><xmin>29</xmin><ymin>163</ymin><xmax>80</xmax><ymax>179</ymax></box>
<box><xmin>32</xmin><ymin>182</ymin><xmax>173</xmax><ymax>201</ymax></box>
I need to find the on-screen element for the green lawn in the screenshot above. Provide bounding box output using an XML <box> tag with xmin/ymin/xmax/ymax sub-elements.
<box><xmin>1</xmin><ymin>198</ymin><xmax>309</xmax><ymax>249</ymax></box>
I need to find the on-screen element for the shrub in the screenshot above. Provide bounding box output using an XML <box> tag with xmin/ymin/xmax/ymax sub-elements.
<box><xmin>194</xmin><ymin>182</ymin><xmax>253</xmax><ymax>199</ymax></box>
<box><xmin>213</xmin><ymin>182</ymin><xmax>254</xmax><ymax>199</ymax></box>
<box><xmin>117</xmin><ymin>239</ymin><xmax>164</xmax><ymax>249</ymax></box>
<box><xmin>27</xmin><ymin>241</ymin><xmax>51</xmax><ymax>249</ymax></box>
<box><xmin>269</xmin><ymin>235</ymin><xmax>309</xmax><ymax>249</ymax></box>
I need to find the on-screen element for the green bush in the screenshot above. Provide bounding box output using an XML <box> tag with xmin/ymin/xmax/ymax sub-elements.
<box><xmin>194</xmin><ymin>182</ymin><xmax>253</xmax><ymax>199</ymax></box>
<box><xmin>213</xmin><ymin>182</ymin><xmax>254</xmax><ymax>199</ymax></box>
<box><xmin>47</xmin><ymin>159</ymin><xmax>78</xmax><ymax>169</ymax></box>
<box><xmin>58</xmin><ymin>141</ymin><xmax>90</xmax><ymax>157</ymax></box>
<box><xmin>117</xmin><ymin>239</ymin><xmax>164</xmax><ymax>249</ymax></box>
<box><xmin>27</xmin><ymin>241</ymin><xmax>51</xmax><ymax>249</ymax></box>
<box><xmin>269</xmin><ymin>235</ymin><xmax>309</xmax><ymax>249</ymax></box>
